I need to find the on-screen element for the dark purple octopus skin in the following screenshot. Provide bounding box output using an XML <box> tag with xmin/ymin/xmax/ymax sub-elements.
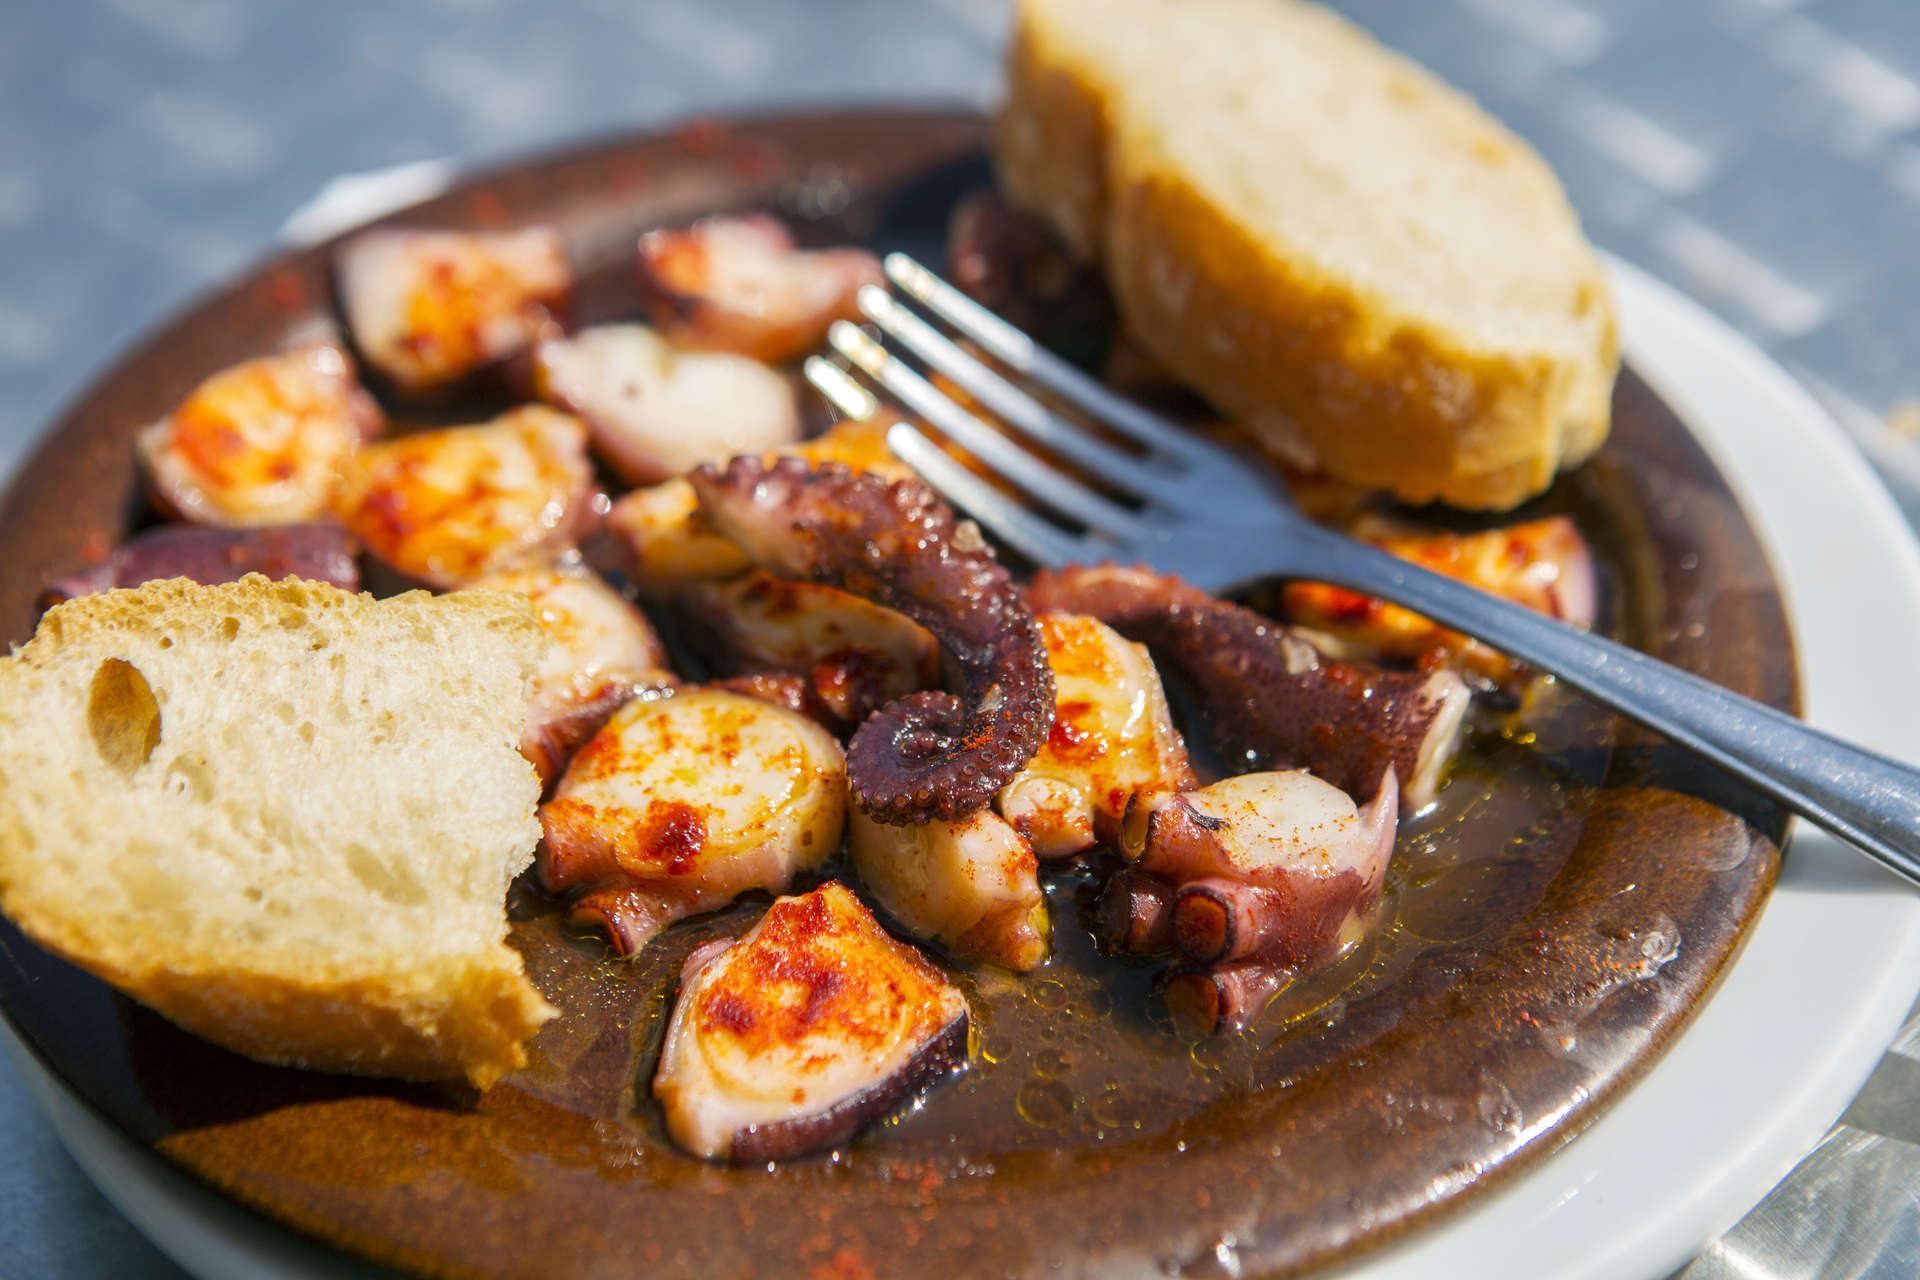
<box><xmin>1026</xmin><ymin>565</ymin><xmax>1467</xmax><ymax>810</ymax></box>
<box><xmin>689</xmin><ymin>456</ymin><xmax>1055</xmax><ymax>825</ymax></box>
<box><xmin>730</xmin><ymin>1011</ymin><xmax>970</xmax><ymax>1163</ymax></box>
<box><xmin>41</xmin><ymin>521</ymin><xmax>359</xmax><ymax>608</ymax></box>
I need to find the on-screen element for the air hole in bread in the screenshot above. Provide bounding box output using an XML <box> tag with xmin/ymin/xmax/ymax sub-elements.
<box><xmin>163</xmin><ymin>756</ymin><xmax>212</xmax><ymax>804</ymax></box>
<box><xmin>344</xmin><ymin>842</ymin><xmax>428</xmax><ymax>906</ymax></box>
<box><xmin>219</xmin><ymin>616</ymin><xmax>240</xmax><ymax>641</ymax></box>
<box><xmin>87</xmin><ymin>659</ymin><xmax>161</xmax><ymax>775</ymax></box>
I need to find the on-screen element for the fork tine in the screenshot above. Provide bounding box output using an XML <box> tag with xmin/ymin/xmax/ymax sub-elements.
<box><xmin>885</xmin><ymin>424</ymin><xmax>1093</xmax><ymax>569</ymax></box>
<box><xmin>883</xmin><ymin>253</ymin><xmax>1202</xmax><ymax>460</ymax></box>
<box><xmin>828</xmin><ymin>321</ymin><xmax>1143</xmax><ymax>539</ymax></box>
<box><xmin>802</xmin><ymin>355</ymin><xmax>880</xmax><ymax>422</ymax></box>
<box><xmin>855</xmin><ymin>285</ymin><xmax>1162</xmax><ymax>499</ymax></box>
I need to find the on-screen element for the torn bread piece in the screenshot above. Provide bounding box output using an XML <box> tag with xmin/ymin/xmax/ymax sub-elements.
<box><xmin>997</xmin><ymin>0</ymin><xmax>1618</xmax><ymax>510</ymax></box>
<box><xmin>0</xmin><ymin>575</ymin><xmax>555</xmax><ymax>1088</ymax></box>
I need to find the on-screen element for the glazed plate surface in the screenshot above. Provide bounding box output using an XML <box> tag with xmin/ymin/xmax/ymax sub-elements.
<box><xmin>0</xmin><ymin>111</ymin><xmax>1876</xmax><ymax>1280</ymax></box>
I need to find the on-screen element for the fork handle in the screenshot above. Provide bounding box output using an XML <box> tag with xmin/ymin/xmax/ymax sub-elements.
<box><xmin>1282</xmin><ymin>520</ymin><xmax>1920</xmax><ymax>884</ymax></box>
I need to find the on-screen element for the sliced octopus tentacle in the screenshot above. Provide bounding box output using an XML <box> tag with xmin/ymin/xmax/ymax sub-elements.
<box><xmin>1110</xmin><ymin>767</ymin><xmax>1399</xmax><ymax>1031</ymax></box>
<box><xmin>690</xmin><ymin>456</ymin><xmax>1055</xmax><ymax>824</ymax></box>
<box><xmin>1026</xmin><ymin>564</ymin><xmax>1468</xmax><ymax>811</ymax></box>
<box><xmin>1159</xmin><ymin>960</ymin><xmax>1294</xmax><ymax>1035</ymax></box>
<box><xmin>1095</xmin><ymin>867</ymin><xmax>1177</xmax><ymax>956</ymax></box>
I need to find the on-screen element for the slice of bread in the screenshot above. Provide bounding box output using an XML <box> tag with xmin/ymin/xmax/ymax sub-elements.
<box><xmin>0</xmin><ymin>576</ymin><xmax>555</xmax><ymax>1088</ymax></box>
<box><xmin>996</xmin><ymin>0</ymin><xmax>1619</xmax><ymax>510</ymax></box>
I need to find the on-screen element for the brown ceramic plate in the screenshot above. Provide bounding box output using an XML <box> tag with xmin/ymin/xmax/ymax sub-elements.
<box><xmin>0</xmin><ymin>109</ymin><xmax>1795</xmax><ymax>1279</ymax></box>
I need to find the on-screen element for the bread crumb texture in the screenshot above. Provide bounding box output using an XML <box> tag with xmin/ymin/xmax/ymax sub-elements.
<box><xmin>0</xmin><ymin>575</ymin><xmax>555</xmax><ymax>1088</ymax></box>
<box><xmin>997</xmin><ymin>0</ymin><xmax>1619</xmax><ymax>509</ymax></box>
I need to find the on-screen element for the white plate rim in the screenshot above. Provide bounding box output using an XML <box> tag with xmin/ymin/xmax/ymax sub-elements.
<box><xmin>9</xmin><ymin>254</ymin><xmax>1920</xmax><ymax>1280</ymax></box>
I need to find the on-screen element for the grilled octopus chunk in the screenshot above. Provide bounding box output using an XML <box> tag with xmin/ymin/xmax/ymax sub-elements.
<box><xmin>469</xmin><ymin>566</ymin><xmax>678</xmax><ymax>786</ymax></box>
<box><xmin>607</xmin><ymin>416</ymin><xmax>909</xmax><ymax>595</ymax></box>
<box><xmin>848</xmin><ymin>807</ymin><xmax>1049</xmax><ymax>970</ymax></box>
<box><xmin>997</xmin><ymin>612</ymin><xmax>1196</xmax><ymax>860</ymax></box>
<box><xmin>1282</xmin><ymin>514</ymin><xmax>1597</xmax><ymax>682</ymax></box>
<box><xmin>676</xmin><ymin>572</ymin><xmax>940</xmax><ymax>735</ymax></box>
<box><xmin>529</xmin><ymin>323</ymin><xmax>801</xmax><ymax>485</ymax></box>
<box><xmin>41</xmin><ymin>522</ymin><xmax>359</xmax><ymax>607</ymax></box>
<box><xmin>1104</xmin><ymin>768</ymin><xmax>1398</xmax><ymax>1032</ymax></box>
<box><xmin>335</xmin><ymin>226</ymin><xmax>570</xmax><ymax>395</ymax></box>
<box><xmin>947</xmin><ymin>189</ymin><xmax>1118</xmax><ymax>371</ymax></box>
<box><xmin>137</xmin><ymin>341</ymin><xmax>383</xmax><ymax>527</ymax></box>
<box><xmin>653</xmin><ymin>882</ymin><xmax>968</xmax><ymax>1162</ymax></box>
<box><xmin>335</xmin><ymin>405</ymin><xmax>596</xmax><ymax>588</ymax></box>
<box><xmin>690</xmin><ymin>457</ymin><xmax>1054</xmax><ymax>825</ymax></box>
<box><xmin>636</xmin><ymin>214</ymin><xmax>883</xmax><ymax>363</ymax></box>
<box><xmin>538</xmin><ymin>689</ymin><xmax>845</xmax><ymax>955</ymax></box>
<box><xmin>1027</xmin><ymin>565</ymin><xmax>1468</xmax><ymax>812</ymax></box>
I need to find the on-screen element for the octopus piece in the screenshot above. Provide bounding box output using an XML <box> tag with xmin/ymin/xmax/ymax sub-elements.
<box><xmin>1106</xmin><ymin>769</ymin><xmax>1398</xmax><ymax>1032</ymax></box>
<box><xmin>690</xmin><ymin>457</ymin><xmax>1055</xmax><ymax>825</ymax></box>
<box><xmin>469</xmin><ymin>566</ymin><xmax>678</xmax><ymax>786</ymax></box>
<box><xmin>676</xmin><ymin>572</ymin><xmax>939</xmax><ymax>735</ymax></box>
<box><xmin>538</xmin><ymin>688</ymin><xmax>846</xmax><ymax>955</ymax></box>
<box><xmin>1282</xmin><ymin>514</ymin><xmax>1598</xmax><ymax>682</ymax></box>
<box><xmin>948</xmin><ymin>189</ymin><xmax>1118</xmax><ymax>371</ymax></box>
<box><xmin>335</xmin><ymin>226</ymin><xmax>571</xmax><ymax>395</ymax></box>
<box><xmin>335</xmin><ymin>405</ymin><xmax>595</xmax><ymax>588</ymax></box>
<box><xmin>710</xmin><ymin>671</ymin><xmax>836</xmax><ymax>724</ymax></box>
<box><xmin>41</xmin><ymin>522</ymin><xmax>359</xmax><ymax>607</ymax></box>
<box><xmin>997</xmin><ymin>612</ymin><xmax>1195</xmax><ymax>860</ymax></box>
<box><xmin>652</xmin><ymin>881</ymin><xmax>968</xmax><ymax>1162</ymax></box>
<box><xmin>606</xmin><ymin>416</ymin><xmax>909</xmax><ymax>595</ymax></box>
<box><xmin>137</xmin><ymin>341</ymin><xmax>383</xmax><ymax>527</ymax></box>
<box><xmin>1027</xmin><ymin>565</ymin><xmax>1469</xmax><ymax>812</ymax></box>
<box><xmin>847</xmin><ymin>807</ymin><xmax>1049</xmax><ymax>970</ymax></box>
<box><xmin>528</xmin><ymin>323</ymin><xmax>801</xmax><ymax>485</ymax></box>
<box><xmin>635</xmin><ymin>214</ymin><xmax>883</xmax><ymax>363</ymax></box>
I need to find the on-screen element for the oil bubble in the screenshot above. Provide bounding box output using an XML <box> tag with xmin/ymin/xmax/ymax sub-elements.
<box><xmin>1033</xmin><ymin>1046</ymin><xmax>1072</xmax><ymax>1078</ymax></box>
<box><xmin>1016</xmin><ymin>1079</ymin><xmax>1075</xmax><ymax>1128</ymax></box>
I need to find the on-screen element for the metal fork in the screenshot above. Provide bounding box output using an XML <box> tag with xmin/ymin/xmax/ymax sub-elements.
<box><xmin>805</xmin><ymin>251</ymin><xmax>1920</xmax><ymax>889</ymax></box>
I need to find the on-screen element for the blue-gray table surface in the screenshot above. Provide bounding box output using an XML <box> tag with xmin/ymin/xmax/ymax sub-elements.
<box><xmin>4</xmin><ymin>1</ymin><xmax>1919</xmax><ymax>1276</ymax></box>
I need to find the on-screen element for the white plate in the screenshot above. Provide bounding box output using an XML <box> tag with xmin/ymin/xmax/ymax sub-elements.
<box><xmin>16</xmin><ymin>256</ymin><xmax>1920</xmax><ymax>1280</ymax></box>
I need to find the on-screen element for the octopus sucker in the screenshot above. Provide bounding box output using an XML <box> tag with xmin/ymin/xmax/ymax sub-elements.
<box><xmin>1112</xmin><ymin>768</ymin><xmax>1399</xmax><ymax>1031</ymax></box>
<box><xmin>1027</xmin><ymin>564</ymin><xmax>1468</xmax><ymax>811</ymax></box>
<box><xmin>652</xmin><ymin>882</ymin><xmax>970</xmax><ymax>1162</ymax></box>
<box><xmin>689</xmin><ymin>456</ymin><xmax>1055</xmax><ymax>824</ymax></box>
<box><xmin>1094</xmin><ymin>867</ymin><xmax>1177</xmax><ymax>956</ymax></box>
<box><xmin>1159</xmin><ymin>959</ymin><xmax>1294</xmax><ymax>1035</ymax></box>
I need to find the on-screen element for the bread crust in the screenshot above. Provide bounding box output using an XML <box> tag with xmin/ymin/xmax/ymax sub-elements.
<box><xmin>0</xmin><ymin>576</ymin><xmax>556</xmax><ymax>1089</ymax></box>
<box><xmin>995</xmin><ymin>0</ymin><xmax>1619</xmax><ymax>511</ymax></box>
